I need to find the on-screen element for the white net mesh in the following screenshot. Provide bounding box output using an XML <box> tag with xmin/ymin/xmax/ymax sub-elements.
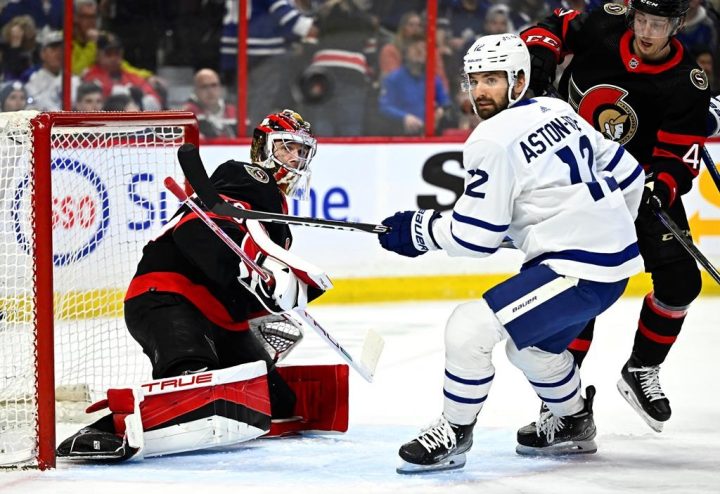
<box><xmin>0</xmin><ymin>111</ymin><xmax>195</xmax><ymax>467</ymax></box>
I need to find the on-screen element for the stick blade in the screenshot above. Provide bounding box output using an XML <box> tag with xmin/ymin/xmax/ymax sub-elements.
<box><xmin>177</xmin><ymin>143</ymin><xmax>221</xmax><ymax>208</ymax></box>
<box><xmin>359</xmin><ymin>329</ymin><xmax>384</xmax><ymax>382</ymax></box>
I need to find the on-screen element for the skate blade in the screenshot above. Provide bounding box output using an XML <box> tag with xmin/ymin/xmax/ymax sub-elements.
<box><xmin>396</xmin><ymin>453</ymin><xmax>466</xmax><ymax>474</ymax></box>
<box><xmin>57</xmin><ymin>449</ymin><xmax>132</xmax><ymax>462</ymax></box>
<box><xmin>616</xmin><ymin>379</ymin><xmax>664</xmax><ymax>433</ymax></box>
<box><xmin>515</xmin><ymin>440</ymin><xmax>597</xmax><ymax>457</ymax></box>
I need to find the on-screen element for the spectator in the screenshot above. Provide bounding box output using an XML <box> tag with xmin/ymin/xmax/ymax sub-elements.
<box><xmin>220</xmin><ymin>0</ymin><xmax>318</xmax><ymax>129</ymax></box>
<box><xmin>25</xmin><ymin>29</ymin><xmax>78</xmax><ymax>111</ymax></box>
<box><xmin>371</xmin><ymin>0</ymin><xmax>427</xmax><ymax>32</ymax></box>
<box><xmin>677</xmin><ymin>0</ymin><xmax>718</xmax><ymax>56</ymax></box>
<box><xmin>0</xmin><ymin>80</ymin><xmax>28</xmax><ymax>112</ymax></box>
<box><xmin>83</xmin><ymin>32</ymin><xmax>161</xmax><ymax>111</ymax></box>
<box><xmin>442</xmin><ymin>0</ymin><xmax>490</xmax><ymax>52</ymax></box>
<box><xmin>71</xmin><ymin>0</ymin><xmax>100</xmax><ymax>76</ymax></box>
<box><xmin>695</xmin><ymin>48</ymin><xmax>719</xmax><ymax>95</ymax></box>
<box><xmin>378</xmin><ymin>36</ymin><xmax>451</xmax><ymax>135</ymax></box>
<box><xmin>0</xmin><ymin>15</ymin><xmax>38</xmax><ymax>81</ymax></box>
<box><xmin>74</xmin><ymin>81</ymin><xmax>103</xmax><ymax>111</ymax></box>
<box><xmin>378</xmin><ymin>11</ymin><xmax>423</xmax><ymax>78</ymax></box>
<box><xmin>507</xmin><ymin>0</ymin><xmax>551</xmax><ymax>32</ymax></box>
<box><xmin>298</xmin><ymin>0</ymin><xmax>377</xmax><ymax>136</ymax></box>
<box><xmin>182</xmin><ymin>68</ymin><xmax>237</xmax><ymax>139</ymax></box>
<box><xmin>0</xmin><ymin>0</ymin><xmax>63</xmax><ymax>32</ymax></box>
<box><xmin>102</xmin><ymin>92</ymin><xmax>140</xmax><ymax>112</ymax></box>
<box><xmin>483</xmin><ymin>5</ymin><xmax>515</xmax><ymax>35</ymax></box>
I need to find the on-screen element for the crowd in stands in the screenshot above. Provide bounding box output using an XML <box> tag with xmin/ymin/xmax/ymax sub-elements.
<box><xmin>0</xmin><ymin>0</ymin><xmax>717</xmax><ymax>139</ymax></box>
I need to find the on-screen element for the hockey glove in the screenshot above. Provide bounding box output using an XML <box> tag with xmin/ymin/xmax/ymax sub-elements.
<box><xmin>238</xmin><ymin>256</ymin><xmax>308</xmax><ymax>314</ymax></box>
<box><xmin>641</xmin><ymin>172</ymin><xmax>676</xmax><ymax>213</ymax></box>
<box><xmin>528</xmin><ymin>46</ymin><xmax>557</xmax><ymax>96</ymax></box>
<box><xmin>378</xmin><ymin>209</ymin><xmax>441</xmax><ymax>258</ymax></box>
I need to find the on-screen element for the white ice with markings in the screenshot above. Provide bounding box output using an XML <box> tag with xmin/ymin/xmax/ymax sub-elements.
<box><xmin>2</xmin><ymin>297</ymin><xmax>719</xmax><ymax>494</ymax></box>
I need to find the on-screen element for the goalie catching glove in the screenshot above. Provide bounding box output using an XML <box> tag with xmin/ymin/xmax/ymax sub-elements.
<box><xmin>238</xmin><ymin>255</ymin><xmax>308</xmax><ymax>314</ymax></box>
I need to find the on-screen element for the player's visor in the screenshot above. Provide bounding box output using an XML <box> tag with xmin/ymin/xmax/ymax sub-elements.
<box><xmin>627</xmin><ymin>9</ymin><xmax>683</xmax><ymax>39</ymax></box>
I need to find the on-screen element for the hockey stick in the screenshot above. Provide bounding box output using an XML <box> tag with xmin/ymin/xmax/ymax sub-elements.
<box><xmin>176</xmin><ymin>143</ymin><xmax>389</xmax><ymax>234</ymax></box>
<box><xmin>164</xmin><ymin>176</ymin><xmax>383</xmax><ymax>382</ymax></box>
<box><xmin>701</xmin><ymin>146</ymin><xmax>720</xmax><ymax>193</ymax></box>
<box><xmin>654</xmin><ymin>208</ymin><xmax>720</xmax><ymax>285</ymax></box>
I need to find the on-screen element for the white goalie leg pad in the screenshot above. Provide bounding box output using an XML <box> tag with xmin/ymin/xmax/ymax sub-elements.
<box><xmin>443</xmin><ymin>299</ymin><xmax>509</xmax><ymax>425</ymax></box>
<box><xmin>505</xmin><ymin>341</ymin><xmax>583</xmax><ymax>417</ymax></box>
<box><xmin>107</xmin><ymin>361</ymin><xmax>272</xmax><ymax>459</ymax></box>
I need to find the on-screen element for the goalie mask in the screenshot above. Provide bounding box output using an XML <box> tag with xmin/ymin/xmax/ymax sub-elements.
<box><xmin>461</xmin><ymin>33</ymin><xmax>530</xmax><ymax>114</ymax></box>
<box><xmin>626</xmin><ymin>0</ymin><xmax>688</xmax><ymax>39</ymax></box>
<box><xmin>250</xmin><ymin>109</ymin><xmax>317</xmax><ymax>200</ymax></box>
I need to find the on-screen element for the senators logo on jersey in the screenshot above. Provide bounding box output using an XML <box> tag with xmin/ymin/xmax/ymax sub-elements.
<box><xmin>568</xmin><ymin>78</ymin><xmax>638</xmax><ymax>145</ymax></box>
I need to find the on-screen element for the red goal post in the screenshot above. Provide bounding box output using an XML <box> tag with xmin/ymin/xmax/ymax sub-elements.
<box><xmin>0</xmin><ymin>111</ymin><xmax>199</xmax><ymax>469</ymax></box>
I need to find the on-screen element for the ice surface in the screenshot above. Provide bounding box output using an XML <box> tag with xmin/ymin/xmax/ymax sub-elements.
<box><xmin>2</xmin><ymin>297</ymin><xmax>719</xmax><ymax>494</ymax></box>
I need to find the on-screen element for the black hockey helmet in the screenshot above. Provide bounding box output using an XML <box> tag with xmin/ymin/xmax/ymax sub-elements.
<box><xmin>629</xmin><ymin>0</ymin><xmax>689</xmax><ymax>18</ymax></box>
<box><xmin>626</xmin><ymin>0</ymin><xmax>688</xmax><ymax>38</ymax></box>
<box><xmin>250</xmin><ymin>109</ymin><xmax>317</xmax><ymax>200</ymax></box>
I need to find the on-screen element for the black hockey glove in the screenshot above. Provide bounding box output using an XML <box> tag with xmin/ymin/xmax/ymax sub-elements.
<box><xmin>528</xmin><ymin>46</ymin><xmax>557</xmax><ymax>96</ymax></box>
<box><xmin>641</xmin><ymin>173</ymin><xmax>675</xmax><ymax>213</ymax></box>
<box><xmin>378</xmin><ymin>209</ymin><xmax>441</xmax><ymax>257</ymax></box>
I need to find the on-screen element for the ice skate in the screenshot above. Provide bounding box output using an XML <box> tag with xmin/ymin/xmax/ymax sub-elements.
<box><xmin>516</xmin><ymin>386</ymin><xmax>597</xmax><ymax>456</ymax></box>
<box><xmin>396</xmin><ymin>415</ymin><xmax>474</xmax><ymax>474</ymax></box>
<box><xmin>617</xmin><ymin>355</ymin><xmax>671</xmax><ymax>432</ymax></box>
<box><xmin>56</xmin><ymin>427</ymin><xmax>137</xmax><ymax>462</ymax></box>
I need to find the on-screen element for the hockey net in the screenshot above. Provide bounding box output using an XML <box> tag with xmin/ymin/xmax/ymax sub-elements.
<box><xmin>0</xmin><ymin>111</ymin><xmax>199</xmax><ymax>469</ymax></box>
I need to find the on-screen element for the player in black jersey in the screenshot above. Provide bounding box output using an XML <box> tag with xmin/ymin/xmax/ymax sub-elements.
<box><xmin>520</xmin><ymin>0</ymin><xmax>711</xmax><ymax>435</ymax></box>
<box><xmin>122</xmin><ymin>109</ymin><xmax>319</xmax><ymax>413</ymax></box>
<box><xmin>57</xmin><ymin>110</ymin><xmax>330</xmax><ymax>461</ymax></box>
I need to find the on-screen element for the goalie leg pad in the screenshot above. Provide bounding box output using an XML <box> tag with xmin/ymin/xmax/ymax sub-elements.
<box><xmin>139</xmin><ymin>361</ymin><xmax>272</xmax><ymax>457</ymax></box>
<box><xmin>62</xmin><ymin>361</ymin><xmax>273</xmax><ymax>461</ymax></box>
<box><xmin>267</xmin><ymin>364</ymin><xmax>349</xmax><ymax>437</ymax></box>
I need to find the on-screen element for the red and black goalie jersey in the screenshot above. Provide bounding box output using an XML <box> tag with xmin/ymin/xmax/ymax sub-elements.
<box><xmin>125</xmin><ymin>160</ymin><xmax>292</xmax><ymax>330</ymax></box>
<box><xmin>522</xmin><ymin>3</ymin><xmax>711</xmax><ymax>196</ymax></box>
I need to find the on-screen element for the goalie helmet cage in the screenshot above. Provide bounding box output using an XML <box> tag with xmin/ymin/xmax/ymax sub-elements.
<box><xmin>0</xmin><ymin>111</ymin><xmax>199</xmax><ymax>469</ymax></box>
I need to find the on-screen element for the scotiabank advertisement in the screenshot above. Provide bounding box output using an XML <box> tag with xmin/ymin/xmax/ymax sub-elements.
<box><xmin>201</xmin><ymin>143</ymin><xmax>720</xmax><ymax>278</ymax></box>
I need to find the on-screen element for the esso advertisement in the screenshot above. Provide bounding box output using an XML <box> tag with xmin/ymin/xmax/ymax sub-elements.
<box><xmin>8</xmin><ymin>148</ymin><xmax>180</xmax><ymax>290</ymax></box>
<box><xmin>12</xmin><ymin>158</ymin><xmax>109</xmax><ymax>267</ymax></box>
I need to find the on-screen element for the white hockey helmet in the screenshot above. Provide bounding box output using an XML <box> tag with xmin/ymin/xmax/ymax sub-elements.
<box><xmin>462</xmin><ymin>33</ymin><xmax>531</xmax><ymax>111</ymax></box>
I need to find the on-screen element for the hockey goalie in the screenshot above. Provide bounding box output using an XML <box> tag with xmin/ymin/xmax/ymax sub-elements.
<box><xmin>56</xmin><ymin>109</ymin><xmax>349</xmax><ymax>462</ymax></box>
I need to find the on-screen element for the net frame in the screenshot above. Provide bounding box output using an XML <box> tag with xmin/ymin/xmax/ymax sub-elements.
<box><xmin>0</xmin><ymin>111</ymin><xmax>199</xmax><ymax>470</ymax></box>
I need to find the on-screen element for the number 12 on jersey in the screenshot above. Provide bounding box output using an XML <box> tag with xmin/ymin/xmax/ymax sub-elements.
<box><xmin>555</xmin><ymin>135</ymin><xmax>606</xmax><ymax>201</ymax></box>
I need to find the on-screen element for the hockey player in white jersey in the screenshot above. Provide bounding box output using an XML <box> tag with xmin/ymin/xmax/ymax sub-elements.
<box><xmin>377</xmin><ymin>34</ymin><xmax>645</xmax><ymax>474</ymax></box>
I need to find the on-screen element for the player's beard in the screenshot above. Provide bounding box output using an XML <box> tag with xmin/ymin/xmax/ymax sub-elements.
<box><xmin>474</xmin><ymin>92</ymin><xmax>509</xmax><ymax>120</ymax></box>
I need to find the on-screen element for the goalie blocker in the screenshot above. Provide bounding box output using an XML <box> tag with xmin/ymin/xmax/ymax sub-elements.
<box><xmin>56</xmin><ymin>362</ymin><xmax>348</xmax><ymax>461</ymax></box>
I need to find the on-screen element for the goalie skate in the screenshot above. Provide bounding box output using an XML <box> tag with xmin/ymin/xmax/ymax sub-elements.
<box><xmin>56</xmin><ymin>427</ymin><xmax>138</xmax><ymax>462</ymax></box>
<box><xmin>396</xmin><ymin>416</ymin><xmax>474</xmax><ymax>474</ymax></box>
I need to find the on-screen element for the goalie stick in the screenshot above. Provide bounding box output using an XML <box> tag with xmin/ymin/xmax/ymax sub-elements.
<box><xmin>176</xmin><ymin>143</ymin><xmax>518</xmax><ymax>250</ymax></box>
<box><xmin>176</xmin><ymin>143</ymin><xmax>389</xmax><ymax>234</ymax></box>
<box><xmin>164</xmin><ymin>176</ymin><xmax>383</xmax><ymax>382</ymax></box>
